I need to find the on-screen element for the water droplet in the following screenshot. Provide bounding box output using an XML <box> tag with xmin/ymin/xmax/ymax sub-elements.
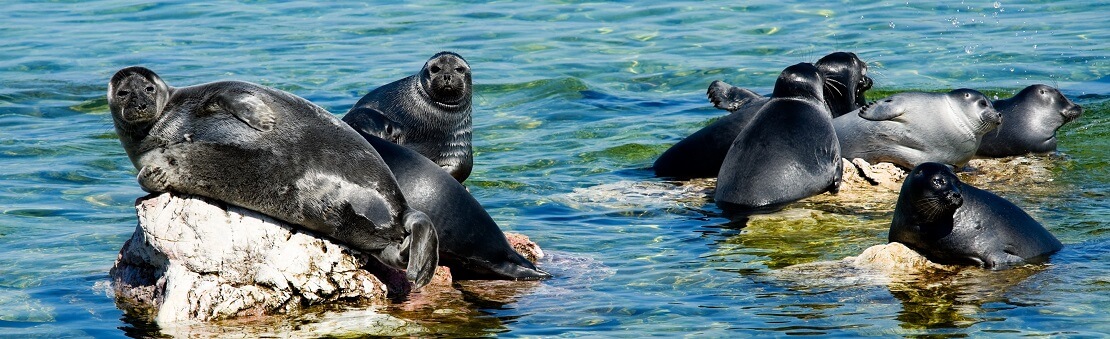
<box><xmin>993</xmin><ymin>1</ymin><xmax>1002</xmax><ymax>8</ymax></box>
<box><xmin>888</xmin><ymin>21</ymin><xmax>896</xmax><ymax>28</ymax></box>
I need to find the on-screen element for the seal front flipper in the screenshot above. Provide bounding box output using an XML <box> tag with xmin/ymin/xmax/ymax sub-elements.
<box><xmin>707</xmin><ymin>80</ymin><xmax>760</xmax><ymax>112</ymax></box>
<box><xmin>483</xmin><ymin>252</ymin><xmax>551</xmax><ymax>280</ymax></box>
<box><xmin>343</xmin><ymin>107</ymin><xmax>403</xmax><ymax>144</ymax></box>
<box><xmin>212</xmin><ymin>89</ymin><xmax>277</xmax><ymax>132</ymax></box>
<box><xmin>857</xmin><ymin>97</ymin><xmax>907</xmax><ymax>121</ymax></box>
<box><xmin>404</xmin><ymin>209</ymin><xmax>439</xmax><ymax>288</ymax></box>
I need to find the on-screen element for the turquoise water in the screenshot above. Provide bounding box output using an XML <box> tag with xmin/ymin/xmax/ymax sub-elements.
<box><xmin>1</xmin><ymin>0</ymin><xmax>1108</xmax><ymax>337</ymax></box>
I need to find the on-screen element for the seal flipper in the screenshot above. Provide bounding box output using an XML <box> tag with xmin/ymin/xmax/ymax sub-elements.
<box><xmin>857</xmin><ymin>97</ymin><xmax>906</xmax><ymax>121</ymax></box>
<box><xmin>707</xmin><ymin>80</ymin><xmax>761</xmax><ymax>112</ymax></box>
<box><xmin>403</xmin><ymin>209</ymin><xmax>439</xmax><ymax>288</ymax></box>
<box><xmin>483</xmin><ymin>252</ymin><xmax>551</xmax><ymax>280</ymax></box>
<box><xmin>214</xmin><ymin>90</ymin><xmax>277</xmax><ymax>132</ymax></box>
<box><xmin>343</xmin><ymin>107</ymin><xmax>404</xmax><ymax>144</ymax></box>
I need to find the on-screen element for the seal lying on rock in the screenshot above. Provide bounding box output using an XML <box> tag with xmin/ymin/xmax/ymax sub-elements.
<box><xmin>108</xmin><ymin>66</ymin><xmax>438</xmax><ymax>287</ymax></box>
<box><xmin>888</xmin><ymin>162</ymin><xmax>1062</xmax><ymax>269</ymax></box>
<box><xmin>343</xmin><ymin>51</ymin><xmax>474</xmax><ymax>182</ymax></box>
<box><xmin>714</xmin><ymin>63</ymin><xmax>842</xmax><ymax>215</ymax></box>
<box><xmin>654</xmin><ymin>52</ymin><xmax>871</xmax><ymax>179</ymax></box>
<box><xmin>834</xmin><ymin>89</ymin><xmax>1002</xmax><ymax>169</ymax></box>
<box><xmin>976</xmin><ymin>84</ymin><xmax>1083</xmax><ymax>157</ymax></box>
<box><xmin>345</xmin><ymin>113</ymin><xmax>551</xmax><ymax>280</ymax></box>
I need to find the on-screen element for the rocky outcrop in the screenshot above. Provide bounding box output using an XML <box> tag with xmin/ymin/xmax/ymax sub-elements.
<box><xmin>110</xmin><ymin>192</ymin><xmax>545</xmax><ymax>328</ymax></box>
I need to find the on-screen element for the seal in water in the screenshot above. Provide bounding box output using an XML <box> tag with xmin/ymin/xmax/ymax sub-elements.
<box><xmin>976</xmin><ymin>84</ymin><xmax>1083</xmax><ymax>157</ymax></box>
<box><xmin>347</xmin><ymin>114</ymin><xmax>551</xmax><ymax>280</ymax></box>
<box><xmin>714</xmin><ymin>62</ymin><xmax>842</xmax><ymax>215</ymax></box>
<box><xmin>888</xmin><ymin>162</ymin><xmax>1062</xmax><ymax>268</ymax></box>
<box><xmin>654</xmin><ymin>52</ymin><xmax>871</xmax><ymax>179</ymax></box>
<box><xmin>108</xmin><ymin>66</ymin><xmax>439</xmax><ymax>287</ymax></box>
<box><xmin>834</xmin><ymin>89</ymin><xmax>1002</xmax><ymax>169</ymax></box>
<box><xmin>343</xmin><ymin>51</ymin><xmax>474</xmax><ymax>182</ymax></box>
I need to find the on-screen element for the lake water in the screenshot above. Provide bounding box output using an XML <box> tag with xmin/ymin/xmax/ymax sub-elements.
<box><xmin>1</xmin><ymin>0</ymin><xmax>1107</xmax><ymax>337</ymax></box>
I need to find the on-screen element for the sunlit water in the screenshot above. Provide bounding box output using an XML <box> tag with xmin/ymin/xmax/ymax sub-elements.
<box><xmin>1</xmin><ymin>1</ymin><xmax>1107</xmax><ymax>337</ymax></box>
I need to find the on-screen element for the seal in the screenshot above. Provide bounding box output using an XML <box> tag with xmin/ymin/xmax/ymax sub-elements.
<box><xmin>976</xmin><ymin>84</ymin><xmax>1083</xmax><ymax>157</ymax></box>
<box><xmin>108</xmin><ymin>66</ymin><xmax>439</xmax><ymax>287</ymax></box>
<box><xmin>888</xmin><ymin>162</ymin><xmax>1062</xmax><ymax>268</ymax></box>
<box><xmin>346</xmin><ymin>114</ymin><xmax>551</xmax><ymax>280</ymax></box>
<box><xmin>654</xmin><ymin>52</ymin><xmax>872</xmax><ymax>179</ymax></box>
<box><xmin>714</xmin><ymin>62</ymin><xmax>842</xmax><ymax>215</ymax></box>
<box><xmin>834</xmin><ymin>89</ymin><xmax>1002</xmax><ymax>169</ymax></box>
<box><xmin>342</xmin><ymin>51</ymin><xmax>474</xmax><ymax>182</ymax></box>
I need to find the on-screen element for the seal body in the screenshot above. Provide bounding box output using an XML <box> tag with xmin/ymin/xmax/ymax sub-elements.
<box><xmin>888</xmin><ymin>163</ymin><xmax>1062</xmax><ymax>268</ymax></box>
<box><xmin>654</xmin><ymin>52</ymin><xmax>871</xmax><ymax>179</ymax></box>
<box><xmin>834</xmin><ymin>89</ymin><xmax>1002</xmax><ymax>169</ymax></box>
<box><xmin>714</xmin><ymin>63</ymin><xmax>843</xmax><ymax>215</ymax></box>
<box><xmin>346</xmin><ymin>116</ymin><xmax>550</xmax><ymax>280</ymax></box>
<box><xmin>976</xmin><ymin>84</ymin><xmax>1083</xmax><ymax>157</ymax></box>
<box><xmin>343</xmin><ymin>51</ymin><xmax>474</xmax><ymax>182</ymax></box>
<box><xmin>108</xmin><ymin>66</ymin><xmax>439</xmax><ymax>287</ymax></box>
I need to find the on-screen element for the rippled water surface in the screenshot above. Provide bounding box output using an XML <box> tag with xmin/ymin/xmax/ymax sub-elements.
<box><xmin>1</xmin><ymin>1</ymin><xmax>1108</xmax><ymax>337</ymax></box>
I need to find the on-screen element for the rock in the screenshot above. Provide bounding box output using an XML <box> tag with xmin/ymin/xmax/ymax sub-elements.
<box><xmin>111</xmin><ymin>192</ymin><xmax>548</xmax><ymax>330</ymax></box>
<box><xmin>110</xmin><ymin>193</ymin><xmax>390</xmax><ymax>325</ymax></box>
<box><xmin>505</xmin><ymin>232</ymin><xmax>545</xmax><ymax>263</ymax></box>
<box><xmin>846</xmin><ymin>242</ymin><xmax>954</xmax><ymax>273</ymax></box>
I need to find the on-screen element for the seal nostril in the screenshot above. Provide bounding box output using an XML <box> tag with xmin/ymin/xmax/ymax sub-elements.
<box><xmin>117</xmin><ymin>90</ymin><xmax>130</xmax><ymax>96</ymax></box>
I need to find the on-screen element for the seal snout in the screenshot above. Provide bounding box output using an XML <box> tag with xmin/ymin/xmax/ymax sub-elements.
<box><xmin>945</xmin><ymin>189</ymin><xmax>963</xmax><ymax>207</ymax></box>
<box><xmin>1062</xmin><ymin>104</ymin><xmax>1083</xmax><ymax>122</ymax></box>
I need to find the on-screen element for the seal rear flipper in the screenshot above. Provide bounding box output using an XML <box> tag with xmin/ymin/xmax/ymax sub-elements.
<box><xmin>343</xmin><ymin>107</ymin><xmax>403</xmax><ymax>143</ymax></box>
<box><xmin>403</xmin><ymin>209</ymin><xmax>439</xmax><ymax>288</ymax></box>
<box><xmin>463</xmin><ymin>252</ymin><xmax>551</xmax><ymax>280</ymax></box>
<box><xmin>707</xmin><ymin>80</ymin><xmax>760</xmax><ymax>112</ymax></box>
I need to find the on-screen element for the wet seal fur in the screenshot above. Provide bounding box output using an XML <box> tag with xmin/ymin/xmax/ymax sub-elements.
<box><xmin>345</xmin><ymin>119</ymin><xmax>551</xmax><ymax>280</ymax></box>
<box><xmin>654</xmin><ymin>52</ymin><xmax>871</xmax><ymax>179</ymax></box>
<box><xmin>888</xmin><ymin>162</ymin><xmax>1062</xmax><ymax>269</ymax></box>
<box><xmin>108</xmin><ymin>66</ymin><xmax>439</xmax><ymax>287</ymax></box>
<box><xmin>714</xmin><ymin>63</ymin><xmax>843</xmax><ymax>215</ymax></box>
<box><xmin>343</xmin><ymin>51</ymin><xmax>474</xmax><ymax>182</ymax></box>
<box><xmin>976</xmin><ymin>84</ymin><xmax>1083</xmax><ymax>157</ymax></box>
<box><xmin>834</xmin><ymin>89</ymin><xmax>1002</xmax><ymax>169</ymax></box>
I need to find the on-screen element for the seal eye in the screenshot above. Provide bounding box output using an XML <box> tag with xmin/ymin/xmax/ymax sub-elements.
<box><xmin>455</xmin><ymin>67</ymin><xmax>466</xmax><ymax>73</ymax></box>
<box><xmin>932</xmin><ymin>177</ymin><xmax>945</xmax><ymax>187</ymax></box>
<box><xmin>117</xmin><ymin>90</ymin><xmax>130</xmax><ymax>96</ymax></box>
<box><xmin>964</xmin><ymin>93</ymin><xmax>972</xmax><ymax>99</ymax></box>
<box><xmin>1039</xmin><ymin>89</ymin><xmax>1046</xmax><ymax>95</ymax></box>
<box><xmin>429</xmin><ymin>65</ymin><xmax>441</xmax><ymax>74</ymax></box>
<box><xmin>145</xmin><ymin>86</ymin><xmax>155</xmax><ymax>92</ymax></box>
<box><xmin>979</xmin><ymin>100</ymin><xmax>987</xmax><ymax>108</ymax></box>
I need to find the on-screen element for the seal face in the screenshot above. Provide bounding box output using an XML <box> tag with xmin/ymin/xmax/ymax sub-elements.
<box><xmin>714</xmin><ymin>63</ymin><xmax>843</xmax><ymax>215</ymax></box>
<box><xmin>834</xmin><ymin>89</ymin><xmax>1002</xmax><ymax>169</ymax></box>
<box><xmin>108</xmin><ymin>67</ymin><xmax>439</xmax><ymax>287</ymax></box>
<box><xmin>976</xmin><ymin>84</ymin><xmax>1083</xmax><ymax>157</ymax></box>
<box><xmin>654</xmin><ymin>52</ymin><xmax>871</xmax><ymax>179</ymax></box>
<box><xmin>343</xmin><ymin>51</ymin><xmax>474</xmax><ymax>182</ymax></box>
<box><xmin>889</xmin><ymin>163</ymin><xmax>1063</xmax><ymax>268</ymax></box>
<box><xmin>348</xmin><ymin>126</ymin><xmax>551</xmax><ymax>280</ymax></box>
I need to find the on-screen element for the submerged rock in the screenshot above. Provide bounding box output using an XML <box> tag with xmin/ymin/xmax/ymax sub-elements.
<box><xmin>110</xmin><ymin>192</ymin><xmax>545</xmax><ymax>329</ymax></box>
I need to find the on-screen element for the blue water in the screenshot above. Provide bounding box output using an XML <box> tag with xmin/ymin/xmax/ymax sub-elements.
<box><xmin>1</xmin><ymin>0</ymin><xmax>1107</xmax><ymax>337</ymax></box>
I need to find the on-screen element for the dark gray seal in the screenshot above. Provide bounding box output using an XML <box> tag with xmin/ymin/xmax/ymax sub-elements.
<box><xmin>346</xmin><ymin>115</ymin><xmax>551</xmax><ymax>280</ymax></box>
<box><xmin>108</xmin><ymin>66</ymin><xmax>439</xmax><ymax>287</ymax></box>
<box><xmin>834</xmin><ymin>89</ymin><xmax>1002</xmax><ymax>169</ymax></box>
<box><xmin>889</xmin><ymin>162</ymin><xmax>1062</xmax><ymax>268</ymax></box>
<box><xmin>342</xmin><ymin>51</ymin><xmax>474</xmax><ymax>182</ymax></box>
<box><xmin>714</xmin><ymin>62</ymin><xmax>842</xmax><ymax>215</ymax></box>
<box><xmin>976</xmin><ymin>84</ymin><xmax>1083</xmax><ymax>157</ymax></box>
<box><xmin>654</xmin><ymin>52</ymin><xmax>871</xmax><ymax>179</ymax></box>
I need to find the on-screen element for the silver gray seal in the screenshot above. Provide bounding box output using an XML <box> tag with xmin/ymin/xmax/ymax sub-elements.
<box><xmin>976</xmin><ymin>84</ymin><xmax>1083</xmax><ymax>157</ymax></box>
<box><xmin>834</xmin><ymin>89</ymin><xmax>1002</xmax><ymax>169</ymax></box>
<box><xmin>108</xmin><ymin>66</ymin><xmax>439</xmax><ymax>287</ymax></box>
<box><xmin>343</xmin><ymin>51</ymin><xmax>474</xmax><ymax>182</ymax></box>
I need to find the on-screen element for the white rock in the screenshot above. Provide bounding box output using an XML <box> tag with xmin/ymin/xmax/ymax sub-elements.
<box><xmin>110</xmin><ymin>193</ymin><xmax>393</xmax><ymax>326</ymax></box>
